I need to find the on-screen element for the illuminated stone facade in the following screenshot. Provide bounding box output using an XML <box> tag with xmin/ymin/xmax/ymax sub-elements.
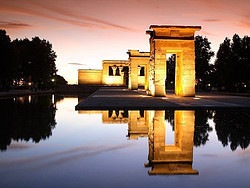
<box><xmin>102</xmin><ymin>60</ymin><xmax>129</xmax><ymax>86</ymax></box>
<box><xmin>127</xmin><ymin>50</ymin><xmax>150</xmax><ymax>90</ymax></box>
<box><xmin>78</xmin><ymin>60</ymin><xmax>129</xmax><ymax>86</ymax></box>
<box><xmin>78</xmin><ymin>69</ymin><xmax>102</xmax><ymax>85</ymax></box>
<box><xmin>78</xmin><ymin>25</ymin><xmax>201</xmax><ymax>97</ymax></box>
<box><xmin>147</xmin><ymin>25</ymin><xmax>201</xmax><ymax>96</ymax></box>
<box><xmin>78</xmin><ymin>51</ymin><xmax>149</xmax><ymax>88</ymax></box>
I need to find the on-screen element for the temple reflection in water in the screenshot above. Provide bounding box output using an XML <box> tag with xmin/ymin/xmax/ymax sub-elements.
<box><xmin>79</xmin><ymin>109</ymin><xmax>198</xmax><ymax>175</ymax></box>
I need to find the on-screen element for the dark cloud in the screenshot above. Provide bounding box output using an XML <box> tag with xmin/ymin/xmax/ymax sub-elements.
<box><xmin>0</xmin><ymin>20</ymin><xmax>32</xmax><ymax>29</ymax></box>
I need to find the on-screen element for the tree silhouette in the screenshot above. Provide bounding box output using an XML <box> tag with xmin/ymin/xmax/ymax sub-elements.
<box><xmin>12</xmin><ymin>37</ymin><xmax>57</xmax><ymax>89</ymax></box>
<box><xmin>215</xmin><ymin>34</ymin><xmax>250</xmax><ymax>92</ymax></box>
<box><xmin>195</xmin><ymin>35</ymin><xmax>215</xmax><ymax>90</ymax></box>
<box><xmin>0</xmin><ymin>29</ymin><xmax>66</xmax><ymax>90</ymax></box>
<box><xmin>0</xmin><ymin>30</ymin><xmax>17</xmax><ymax>90</ymax></box>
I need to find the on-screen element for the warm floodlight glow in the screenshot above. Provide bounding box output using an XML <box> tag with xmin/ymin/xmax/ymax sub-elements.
<box><xmin>162</xmin><ymin>97</ymin><xmax>169</xmax><ymax>100</ymax></box>
<box><xmin>28</xmin><ymin>82</ymin><xmax>32</xmax><ymax>86</ymax></box>
<box><xmin>193</xmin><ymin>97</ymin><xmax>201</xmax><ymax>100</ymax></box>
<box><xmin>140</xmin><ymin>95</ymin><xmax>149</xmax><ymax>97</ymax></box>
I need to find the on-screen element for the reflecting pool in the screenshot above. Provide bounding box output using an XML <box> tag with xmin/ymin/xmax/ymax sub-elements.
<box><xmin>0</xmin><ymin>95</ymin><xmax>250</xmax><ymax>187</ymax></box>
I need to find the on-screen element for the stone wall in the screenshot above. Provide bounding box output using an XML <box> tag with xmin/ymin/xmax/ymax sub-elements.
<box><xmin>78</xmin><ymin>69</ymin><xmax>103</xmax><ymax>85</ymax></box>
<box><xmin>127</xmin><ymin>50</ymin><xmax>150</xmax><ymax>90</ymax></box>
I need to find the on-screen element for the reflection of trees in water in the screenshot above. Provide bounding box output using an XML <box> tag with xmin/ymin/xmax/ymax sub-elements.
<box><xmin>54</xmin><ymin>95</ymin><xmax>64</xmax><ymax>103</ymax></box>
<box><xmin>165</xmin><ymin>110</ymin><xmax>213</xmax><ymax>147</ymax></box>
<box><xmin>194</xmin><ymin>110</ymin><xmax>213</xmax><ymax>147</ymax></box>
<box><xmin>214</xmin><ymin>110</ymin><xmax>250</xmax><ymax>151</ymax></box>
<box><xmin>165</xmin><ymin>110</ymin><xmax>174</xmax><ymax>129</ymax></box>
<box><xmin>0</xmin><ymin>95</ymin><xmax>56</xmax><ymax>151</ymax></box>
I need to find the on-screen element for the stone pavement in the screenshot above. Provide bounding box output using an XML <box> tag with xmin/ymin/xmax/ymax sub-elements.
<box><xmin>75</xmin><ymin>87</ymin><xmax>250</xmax><ymax>110</ymax></box>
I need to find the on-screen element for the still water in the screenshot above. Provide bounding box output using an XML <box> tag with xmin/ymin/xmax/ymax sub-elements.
<box><xmin>0</xmin><ymin>95</ymin><xmax>250</xmax><ymax>187</ymax></box>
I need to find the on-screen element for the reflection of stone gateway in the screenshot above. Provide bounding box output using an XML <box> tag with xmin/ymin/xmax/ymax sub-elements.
<box><xmin>78</xmin><ymin>25</ymin><xmax>201</xmax><ymax>97</ymax></box>
<box><xmin>145</xmin><ymin>110</ymin><xmax>198</xmax><ymax>175</ymax></box>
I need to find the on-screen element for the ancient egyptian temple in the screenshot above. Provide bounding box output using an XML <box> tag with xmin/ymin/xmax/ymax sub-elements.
<box><xmin>78</xmin><ymin>25</ymin><xmax>201</xmax><ymax>97</ymax></box>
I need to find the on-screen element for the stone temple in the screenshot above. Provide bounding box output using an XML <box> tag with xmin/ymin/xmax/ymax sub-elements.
<box><xmin>78</xmin><ymin>25</ymin><xmax>201</xmax><ymax>97</ymax></box>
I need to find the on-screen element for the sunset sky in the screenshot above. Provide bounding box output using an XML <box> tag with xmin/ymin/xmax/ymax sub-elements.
<box><xmin>1</xmin><ymin>0</ymin><xmax>250</xmax><ymax>84</ymax></box>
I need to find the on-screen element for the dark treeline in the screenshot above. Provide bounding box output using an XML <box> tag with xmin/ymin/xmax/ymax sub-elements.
<box><xmin>195</xmin><ymin>34</ymin><xmax>250</xmax><ymax>92</ymax></box>
<box><xmin>214</xmin><ymin>34</ymin><xmax>250</xmax><ymax>92</ymax></box>
<box><xmin>0</xmin><ymin>29</ymin><xmax>67</xmax><ymax>91</ymax></box>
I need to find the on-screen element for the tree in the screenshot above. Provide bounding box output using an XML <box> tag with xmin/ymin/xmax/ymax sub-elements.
<box><xmin>214</xmin><ymin>37</ymin><xmax>232</xmax><ymax>90</ymax></box>
<box><xmin>12</xmin><ymin>37</ymin><xmax>58</xmax><ymax>89</ymax></box>
<box><xmin>215</xmin><ymin>34</ymin><xmax>250</xmax><ymax>92</ymax></box>
<box><xmin>0</xmin><ymin>30</ymin><xmax>67</xmax><ymax>90</ymax></box>
<box><xmin>0</xmin><ymin>30</ymin><xmax>16</xmax><ymax>90</ymax></box>
<box><xmin>50</xmin><ymin>74</ymin><xmax>68</xmax><ymax>89</ymax></box>
<box><xmin>195</xmin><ymin>35</ymin><xmax>215</xmax><ymax>90</ymax></box>
<box><xmin>241</xmin><ymin>36</ymin><xmax>250</xmax><ymax>84</ymax></box>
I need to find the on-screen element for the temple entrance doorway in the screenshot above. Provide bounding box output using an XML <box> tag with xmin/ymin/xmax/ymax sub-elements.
<box><xmin>166</xmin><ymin>53</ymin><xmax>176</xmax><ymax>93</ymax></box>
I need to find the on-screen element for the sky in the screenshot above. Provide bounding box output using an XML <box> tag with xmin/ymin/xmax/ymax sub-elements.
<box><xmin>0</xmin><ymin>0</ymin><xmax>250</xmax><ymax>84</ymax></box>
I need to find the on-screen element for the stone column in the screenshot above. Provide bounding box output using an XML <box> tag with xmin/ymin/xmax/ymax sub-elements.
<box><xmin>154</xmin><ymin>49</ymin><xmax>166</xmax><ymax>96</ymax></box>
<box><xmin>174</xmin><ymin>110</ymin><xmax>195</xmax><ymax>161</ymax></box>
<box><xmin>129</xmin><ymin>62</ymin><xmax>138</xmax><ymax>90</ymax></box>
<box><xmin>111</xmin><ymin>67</ymin><xmax>116</xmax><ymax>76</ymax></box>
<box><xmin>119</xmin><ymin>67</ymin><xmax>122</xmax><ymax>76</ymax></box>
<box><xmin>145</xmin><ymin>65</ymin><xmax>149</xmax><ymax>90</ymax></box>
<box><xmin>181</xmin><ymin>48</ymin><xmax>196</xmax><ymax>96</ymax></box>
<box><xmin>153</xmin><ymin>111</ymin><xmax>166</xmax><ymax>155</ymax></box>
